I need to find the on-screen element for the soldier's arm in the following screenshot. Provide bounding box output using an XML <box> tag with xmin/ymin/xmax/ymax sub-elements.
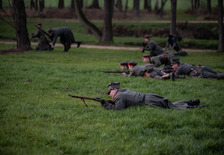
<box><xmin>101</xmin><ymin>98</ymin><xmax>125</xmax><ymax>110</ymax></box>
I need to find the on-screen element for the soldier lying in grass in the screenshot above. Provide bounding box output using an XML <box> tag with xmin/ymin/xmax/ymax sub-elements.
<box><xmin>171</xmin><ymin>58</ymin><xmax>224</xmax><ymax>79</ymax></box>
<box><xmin>101</xmin><ymin>82</ymin><xmax>204</xmax><ymax>110</ymax></box>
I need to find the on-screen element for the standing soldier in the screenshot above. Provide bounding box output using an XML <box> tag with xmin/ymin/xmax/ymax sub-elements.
<box><xmin>164</xmin><ymin>34</ymin><xmax>187</xmax><ymax>56</ymax></box>
<box><xmin>48</xmin><ymin>27</ymin><xmax>82</xmax><ymax>52</ymax></box>
<box><xmin>141</xmin><ymin>35</ymin><xmax>165</xmax><ymax>57</ymax></box>
<box><xmin>101</xmin><ymin>82</ymin><xmax>204</xmax><ymax>110</ymax></box>
<box><xmin>30</xmin><ymin>23</ymin><xmax>53</xmax><ymax>51</ymax></box>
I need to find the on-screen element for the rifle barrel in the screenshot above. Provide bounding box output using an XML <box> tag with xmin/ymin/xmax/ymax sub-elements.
<box><xmin>68</xmin><ymin>94</ymin><xmax>114</xmax><ymax>104</ymax></box>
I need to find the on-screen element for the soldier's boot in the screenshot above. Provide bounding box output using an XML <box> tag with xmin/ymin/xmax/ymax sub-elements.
<box><xmin>185</xmin><ymin>99</ymin><xmax>200</xmax><ymax>106</ymax></box>
<box><xmin>76</xmin><ymin>41</ymin><xmax>82</xmax><ymax>48</ymax></box>
<box><xmin>216</xmin><ymin>73</ymin><xmax>224</xmax><ymax>79</ymax></box>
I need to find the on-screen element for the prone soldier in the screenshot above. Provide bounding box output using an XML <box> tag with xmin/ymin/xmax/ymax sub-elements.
<box><xmin>101</xmin><ymin>82</ymin><xmax>204</xmax><ymax>110</ymax></box>
<box><xmin>191</xmin><ymin>65</ymin><xmax>224</xmax><ymax>79</ymax></box>
<box><xmin>123</xmin><ymin>61</ymin><xmax>171</xmax><ymax>80</ymax></box>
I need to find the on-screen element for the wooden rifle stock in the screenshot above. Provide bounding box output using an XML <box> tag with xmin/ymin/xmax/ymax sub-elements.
<box><xmin>101</xmin><ymin>70</ymin><xmax>130</xmax><ymax>74</ymax></box>
<box><xmin>68</xmin><ymin>94</ymin><xmax>114</xmax><ymax>108</ymax></box>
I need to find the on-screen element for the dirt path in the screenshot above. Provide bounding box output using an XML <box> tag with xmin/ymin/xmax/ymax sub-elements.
<box><xmin>0</xmin><ymin>41</ymin><xmax>217</xmax><ymax>52</ymax></box>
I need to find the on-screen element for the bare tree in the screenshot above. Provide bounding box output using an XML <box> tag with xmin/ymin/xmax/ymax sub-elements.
<box><xmin>35</xmin><ymin>0</ymin><xmax>38</xmax><ymax>11</ymax></box>
<box><xmin>102</xmin><ymin>0</ymin><xmax>113</xmax><ymax>42</ymax></box>
<box><xmin>71</xmin><ymin>0</ymin><xmax>75</xmax><ymax>11</ymax></box>
<box><xmin>116</xmin><ymin>0</ymin><xmax>122</xmax><ymax>12</ymax></box>
<box><xmin>30</xmin><ymin>0</ymin><xmax>35</xmax><ymax>9</ymax></box>
<box><xmin>0</xmin><ymin>0</ymin><xmax>2</xmax><ymax>10</ymax></box>
<box><xmin>145</xmin><ymin>0</ymin><xmax>152</xmax><ymax>13</ymax></box>
<box><xmin>207</xmin><ymin>0</ymin><xmax>211</xmax><ymax>13</ymax></box>
<box><xmin>12</xmin><ymin>0</ymin><xmax>31</xmax><ymax>50</ymax></box>
<box><xmin>170</xmin><ymin>0</ymin><xmax>177</xmax><ymax>35</ymax></box>
<box><xmin>58</xmin><ymin>0</ymin><xmax>64</xmax><ymax>9</ymax></box>
<box><xmin>90</xmin><ymin>0</ymin><xmax>100</xmax><ymax>9</ymax></box>
<box><xmin>218</xmin><ymin>0</ymin><xmax>223</xmax><ymax>52</ymax></box>
<box><xmin>154</xmin><ymin>0</ymin><xmax>159</xmax><ymax>12</ymax></box>
<box><xmin>133</xmin><ymin>0</ymin><xmax>140</xmax><ymax>17</ymax></box>
<box><xmin>156</xmin><ymin>0</ymin><xmax>167</xmax><ymax>17</ymax></box>
<box><xmin>39</xmin><ymin>0</ymin><xmax>44</xmax><ymax>12</ymax></box>
<box><xmin>74</xmin><ymin>0</ymin><xmax>102</xmax><ymax>41</ymax></box>
<box><xmin>191</xmin><ymin>0</ymin><xmax>200</xmax><ymax>9</ymax></box>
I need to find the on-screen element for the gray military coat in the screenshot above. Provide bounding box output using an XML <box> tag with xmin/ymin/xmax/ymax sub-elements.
<box><xmin>144</xmin><ymin>40</ymin><xmax>165</xmax><ymax>57</ymax></box>
<box><xmin>102</xmin><ymin>89</ymin><xmax>192</xmax><ymax>110</ymax></box>
<box><xmin>150</xmin><ymin>52</ymin><xmax>175</xmax><ymax>67</ymax></box>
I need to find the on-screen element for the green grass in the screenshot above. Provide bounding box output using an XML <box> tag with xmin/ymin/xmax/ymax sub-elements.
<box><xmin>0</xmin><ymin>45</ymin><xmax>224</xmax><ymax>154</ymax></box>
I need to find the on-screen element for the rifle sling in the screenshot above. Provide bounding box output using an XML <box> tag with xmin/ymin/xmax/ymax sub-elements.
<box><xmin>81</xmin><ymin>98</ymin><xmax>89</xmax><ymax>108</ymax></box>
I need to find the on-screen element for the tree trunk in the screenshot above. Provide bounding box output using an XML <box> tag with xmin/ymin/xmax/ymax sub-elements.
<box><xmin>116</xmin><ymin>0</ymin><xmax>122</xmax><ymax>12</ymax></box>
<box><xmin>39</xmin><ymin>0</ymin><xmax>44</xmax><ymax>12</ymax></box>
<box><xmin>218</xmin><ymin>0</ymin><xmax>224</xmax><ymax>52</ymax></box>
<box><xmin>207</xmin><ymin>0</ymin><xmax>211</xmax><ymax>13</ymax></box>
<box><xmin>147</xmin><ymin>0</ymin><xmax>152</xmax><ymax>12</ymax></box>
<box><xmin>91</xmin><ymin>0</ymin><xmax>100</xmax><ymax>9</ymax></box>
<box><xmin>102</xmin><ymin>0</ymin><xmax>113</xmax><ymax>42</ymax></box>
<box><xmin>30</xmin><ymin>0</ymin><xmax>35</xmax><ymax>9</ymax></box>
<box><xmin>170</xmin><ymin>0</ymin><xmax>177</xmax><ymax>35</ymax></box>
<box><xmin>58</xmin><ymin>0</ymin><xmax>64</xmax><ymax>9</ymax></box>
<box><xmin>74</xmin><ymin>0</ymin><xmax>102</xmax><ymax>41</ymax></box>
<box><xmin>134</xmin><ymin>0</ymin><xmax>140</xmax><ymax>17</ymax></box>
<box><xmin>154</xmin><ymin>0</ymin><xmax>159</xmax><ymax>12</ymax></box>
<box><xmin>12</xmin><ymin>0</ymin><xmax>31</xmax><ymax>50</ymax></box>
<box><xmin>71</xmin><ymin>0</ymin><xmax>75</xmax><ymax>11</ymax></box>
<box><xmin>157</xmin><ymin>0</ymin><xmax>167</xmax><ymax>17</ymax></box>
<box><xmin>35</xmin><ymin>0</ymin><xmax>38</xmax><ymax>11</ymax></box>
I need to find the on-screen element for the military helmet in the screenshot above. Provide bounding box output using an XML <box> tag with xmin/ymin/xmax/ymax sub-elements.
<box><xmin>144</xmin><ymin>34</ymin><xmax>150</xmax><ymax>38</ymax></box>
<box><xmin>128</xmin><ymin>61</ymin><xmax>137</xmax><ymax>66</ymax></box>
<box><xmin>120</xmin><ymin>61</ymin><xmax>128</xmax><ymax>66</ymax></box>
<box><xmin>107</xmin><ymin>82</ymin><xmax>120</xmax><ymax>95</ymax></box>
<box><xmin>171</xmin><ymin>57</ymin><xmax>180</xmax><ymax>65</ymax></box>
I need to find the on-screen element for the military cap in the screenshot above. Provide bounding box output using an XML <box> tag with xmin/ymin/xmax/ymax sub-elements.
<box><xmin>144</xmin><ymin>34</ymin><xmax>150</xmax><ymax>38</ymax></box>
<box><xmin>171</xmin><ymin>57</ymin><xmax>180</xmax><ymax>65</ymax></box>
<box><xmin>107</xmin><ymin>82</ymin><xmax>120</xmax><ymax>94</ymax></box>
<box><xmin>120</xmin><ymin>62</ymin><xmax>128</xmax><ymax>66</ymax></box>
<box><xmin>142</xmin><ymin>54</ymin><xmax>150</xmax><ymax>58</ymax></box>
<box><xmin>128</xmin><ymin>61</ymin><xmax>137</xmax><ymax>66</ymax></box>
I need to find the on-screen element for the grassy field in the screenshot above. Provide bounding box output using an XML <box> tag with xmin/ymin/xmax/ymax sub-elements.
<box><xmin>0</xmin><ymin>44</ymin><xmax>224</xmax><ymax>154</ymax></box>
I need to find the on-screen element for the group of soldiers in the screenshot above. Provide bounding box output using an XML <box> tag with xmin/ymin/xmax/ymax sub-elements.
<box><xmin>30</xmin><ymin>23</ymin><xmax>82</xmax><ymax>52</ymax></box>
<box><xmin>100</xmin><ymin>35</ymin><xmax>224</xmax><ymax>110</ymax></box>
<box><xmin>116</xmin><ymin>35</ymin><xmax>224</xmax><ymax>80</ymax></box>
<box><xmin>31</xmin><ymin>24</ymin><xmax>222</xmax><ymax>110</ymax></box>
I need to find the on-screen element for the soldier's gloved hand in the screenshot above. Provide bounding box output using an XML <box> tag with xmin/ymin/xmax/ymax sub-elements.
<box><xmin>101</xmin><ymin>99</ymin><xmax>107</xmax><ymax>105</ymax></box>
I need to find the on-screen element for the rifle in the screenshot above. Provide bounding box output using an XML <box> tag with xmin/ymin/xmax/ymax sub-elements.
<box><xmin>141</xmin><ymin>42</ymin><xmax>147</xmax><ymax>53</ymax></box>
<box><xmin>101</xmin><ymin>70</ymin><xmax>130</xmax><ymax>74</ymax></box>
<box><xmin>68</xmin><ymin>94</ymin><xmax>114</xmax><ymax>108</ymax></box>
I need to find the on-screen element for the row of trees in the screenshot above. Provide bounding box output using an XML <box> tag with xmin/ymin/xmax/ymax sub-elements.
<box><xmin>0</xmin><ymin>0</ymin><xmax>213</xmax><ymax>17</ymax></box>
<box><xmin>6</xmin><ymin>0</ymin><xmax>224</xmax><ymax>52</ymax></box>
